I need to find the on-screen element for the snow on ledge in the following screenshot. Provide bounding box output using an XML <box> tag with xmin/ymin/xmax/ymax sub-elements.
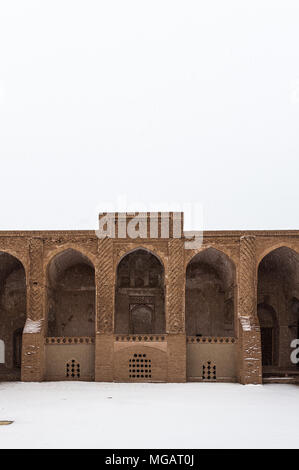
<box><xmin>24</xmin><ymin>318</ymin><xmax>42</xmax><ymax>334</ymax></box>
<box><xmin>240</xmin><ymin>316</ymin><xmax>251</xmax><ymax>331</ymax></box>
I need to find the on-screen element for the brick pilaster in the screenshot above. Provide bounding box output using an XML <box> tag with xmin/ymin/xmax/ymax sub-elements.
<box><xmin>95</xmin><ymin>238</ymin><xmax>114</xmax><ymax>381</ymax></box>
<box><xmin>22</xmin><ymin>238</ymin><xmax>45</xmax><ymax>381</ymax></box>
<box><xmin>238</xmin><ymin>235</ymin><xmax>262</xmax><ymax>384</ymax></box>
<box><xmin>166</xmin><ymin>239</ymin><xmax>186</xmax><ymax>381</ymax></box>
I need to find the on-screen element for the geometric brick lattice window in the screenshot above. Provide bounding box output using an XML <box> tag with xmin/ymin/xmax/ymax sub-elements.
<box><xmin>202</xmin><ymin>361</ymin><xmax>216</xmax><ymax>380</ymax></box>
<box><xmin>66</xmin><ymin>359</ymin><xmax>81</xmax><ymax>379</ymax></box>
<box><xmin>129</xmin><ymin>353</ymin><xmax>151</xmax><ymax>379</ymax></box>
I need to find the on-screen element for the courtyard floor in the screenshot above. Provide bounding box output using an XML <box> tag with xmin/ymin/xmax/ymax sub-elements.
<box><xmin>0</xmin><ymin>381</ymin><xmax>298</xmax><ymax>449</ymax></box>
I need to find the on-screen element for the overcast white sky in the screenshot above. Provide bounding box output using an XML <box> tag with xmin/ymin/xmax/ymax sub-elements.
<box><xmin>0</xmin><ymin>1</ymin><xmax>299</xmax><ymax>231</ymax></box>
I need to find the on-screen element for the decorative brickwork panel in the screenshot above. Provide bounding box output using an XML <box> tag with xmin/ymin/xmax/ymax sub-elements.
<box><xmin>115</xmin><ymin>334</ymin><xmax>166</xmax><ymax>342</ymax></box>
<box><xmin>113</xmin><ymin>344</ymin><xmax>167</xmax><ymax>382</ymax></box>
<box><xmin>240</xmin><ymin>326</ymin><xmax>262</xmax><ymax>384</ymax></box>
<box><xmin>28</xmin><ymin>238</ymin><xmax>44</xmax><ymax>321</ymax></box>
<box><xmin>97</xmin><ymin>238</ymin><xmax>114</xmax><ymax>333</ymax></box>
<box><xmin>22</xmin><ymin>239</ymin><xmax>45</xmax><ymax>381</ymax></box>
<box><xmin>187</xmin><ymin>336</ymin><xmax>236</xmax><ymax>344</ymax></box>
<box><xmin>21</xmin><ymin>333</ymin><xmax>44</xmax><ymax>381</ymax></box>
<box><xmin>66</xmin><ymin>359</ymin><xmax>81</xmax><ymax>379</ymax></box>
<box><xmin>167</xmin><ymin>334</ymin><xmax>186</xmax><ymax>382</ymax></box>
<box><xmin>238</xmin><ymin>236</ymin><xmax>262</xmax><ymax>384</ymax></box>
<box><xmin>95</xmin><ymin>333</ymin><xmax>114</xmax><ymax>382</ymax></box>
<box><xmin>167</xmin><ymin>239</ymin><xmax>185</xmax><ymax>333</ymax></box>
<box><xmin>239</xmin><ymin>236</ymin><xmax>257</xmax><ymax>319</ymax></box>
<box><xmin>202</xmin><ymin>360</ymin><xmax>217</xmax><ymax>380</ymax></box>
<box><xmin>46</xmin><ymin>337</ymin><xmax>94</xmax><ymax>345</ymax></box>
<box><xmin>29</xmin><ymin>238</ymin><xmax>44</xmax><ymax>282</ymax></box>
<box><xmin>129</xmin><ymin>353</ymin><xmax>152</xmax><ymax>380</ymax></box>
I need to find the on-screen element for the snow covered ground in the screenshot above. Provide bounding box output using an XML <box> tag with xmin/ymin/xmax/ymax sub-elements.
<box><xmin>0</xmin><ymin>382</ymin><xmax>299</xmax><ymax>449</ymax></box>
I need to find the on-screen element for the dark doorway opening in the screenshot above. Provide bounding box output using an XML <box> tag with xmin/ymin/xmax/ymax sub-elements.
<box><xmin>13</xmin><ymin>328</ymin><xmax>23</xmax><ymax>369</ymax></box>
<box><xmin>260</xmin><ymin>327</ymin><xmax>273</xmax><ymax>366</ymax></box>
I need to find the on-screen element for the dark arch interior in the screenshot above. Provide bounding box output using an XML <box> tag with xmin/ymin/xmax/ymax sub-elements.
<box><xmin>47</xmin><ymin>249</ymin><xmax>95</xmax><ymax>337</ymax></box>
<box><xmin>258</xmin><ymin>246</ymin><xmax>299</xmax><ymax>376</ymax></box>
<box><xmin>0</xmin><ymin>252</ymin><xmax>26</xmax><ymax>379</ymax></box>
<box><xmin>115</xmin><ymin>249</ymin><xmax>165</xmax><ymax>334</ymax></box>
<box><xmin>185</xmin><ymin>248</ymin><xmax>235</xmax><ymax>337</ymax></box>
<box><xmin>257</xmin><ymin>303</ymin><xmax>278</xmax><ymax>366</ymax></box>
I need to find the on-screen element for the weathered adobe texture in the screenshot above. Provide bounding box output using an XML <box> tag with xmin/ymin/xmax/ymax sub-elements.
<box><xmin>1</xmin><ymin>213</ymin><xmax>299</xmax><ymax>384</ymax></box>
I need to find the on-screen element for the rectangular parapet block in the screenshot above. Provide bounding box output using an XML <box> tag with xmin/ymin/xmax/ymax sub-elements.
<box><xmin>97</xmin><ymin>212</ymin><xmax>184</xmax><ymax>239</ymax></box>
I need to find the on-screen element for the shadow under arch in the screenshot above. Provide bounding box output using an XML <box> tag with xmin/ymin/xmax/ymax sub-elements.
<box><xmin>0</xmin><ymin>251</ymin><xmax>27</xmax><ymax>379</ymax></box>
<box><xmin>46</xmin><ymin>248</ymin><xmax>96</xmax><ymax>337</ymax></box>
<box><xmin>258</xmin><ymin>243</ymin><xmax>299</xmax><ymax>268</ymax></box>
<box><xmin>257</xmin><ymin>302</ymin><xmax>278</xmax><ymax>367</ymax></box>
<box><xmin>116</xmin><ymin>246</ymin><xmax>166</xmax><ymax>275</ymax></box>
<box><xmin>115</xmin><ymin>248</ymin><xmax>165</xmax><ymax>334</ymax></box>
<box><xmin>185</xmin><ymin>247</ymin><xmax>236</xmax><ymax>337</ymax></box>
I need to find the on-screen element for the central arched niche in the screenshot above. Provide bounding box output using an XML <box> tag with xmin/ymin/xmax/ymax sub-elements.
<box><xmin>46</xmin><ymin>249</ymin><xmax>95</xmax><ymax>337</ymax></box>
<box><xmin>257</xmin><ymin>246</ymin><xmax>299</xmax><ymax>373</ymax></box>
<box><xmin>185</xmin><ymin>248</ymin><xmax>235</xmax><ymax>337</ymax></box>
<box><xmin>115</xmin><ymin>249</ymin><xmax>165</xmax><ymax>334</ymax></box>
<box><xmin>0</xmin><ymin>252</ymin><xmax>26</xmax><ymax>378</ymax></box>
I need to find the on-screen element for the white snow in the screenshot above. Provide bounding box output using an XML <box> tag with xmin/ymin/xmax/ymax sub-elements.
<box><xmin>0</xmin><ymin>382</ymin><xmax>298</xmax><ymax>449</ymax></box>
<box><xmin>23</xmin><ymin>318</ymin><xmax>42</xmax><ymax>334</ymax></box>
<box><xmin>0</xmin><ymin>340</ymin><xmax>4</xmax><ymax>363</ymax></box>
<box><xmin>240</xmin><ymin>316</ymin><xmax>251</xmax><ymax>331</ymax></box>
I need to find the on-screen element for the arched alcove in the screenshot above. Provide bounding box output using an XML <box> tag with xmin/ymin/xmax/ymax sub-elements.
<box><xmin>185</xmin><ymin>248</ymin><xmax>236</xmax><ymax>337</ymax></box>
<box><xmin>46</xmin><ymin>249</ymin><xmax>95</xmax><ymax>337</ymax></box>
<box><xmin>115</xmin><ymin>249</ymin><xmax>165</xmax><ymax>334</ymax></box>
<box><xmin>0</xmin><ymin>252</ymin><xmax>26</xmax><ymax>379</ymax></box>
<box><xmin>258</xmin><ymin>246</ymin><xmax>299</xmax><ymax>376</ymax></box>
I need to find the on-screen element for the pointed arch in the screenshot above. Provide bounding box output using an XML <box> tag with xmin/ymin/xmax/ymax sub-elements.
<box><xmin>258</xmin><ymin>243</ymin><xmax>299</xmax><ymax>267</ymax></box>
<box><xmin>115</xmin><ymin>248</ymin><xmax>165</xmax><ymax>334</ymax></box>
<box><xmin>0</xmin><ymin>251</ymin><xmax>26</xmax><ymax>378</ymax></box>
<box><xmin>185</xmin><ymin>247</ymin><xmax>236</xmax><ymax>337</ymax></box>
<box><xmin>116</xmin><ymin>246</ymin><xmax>165</xmax><ymax>276</ymax></box>
<box><xmin>46</xmin><ymin>248</ymin><xmax>96</xmax><ymax>337</ymax></box>
<box><xmin>46</xmin><ymin>247</ymin><xmax>95</xmax><ymax>282</ymax></box>
<box><xmin>257</xmin><ymin>246</ymin><xmax>299</xmax><ymax>377</ymax></box>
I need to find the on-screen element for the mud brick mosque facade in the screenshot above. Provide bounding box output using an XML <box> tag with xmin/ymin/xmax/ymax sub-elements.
<box><xmin>0</xmin><ymin>212</ymin><xmax>299</xmax><ymax>384</ymax></box>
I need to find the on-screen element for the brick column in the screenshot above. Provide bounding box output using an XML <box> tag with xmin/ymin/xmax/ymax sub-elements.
<box><xmin>95</xmin><ymin>238</ymin><xmax>114</xmax><ymax>382</ymax></box>
<box><xmin>22</xmin><ymin>238</ymin><xmax>45</xmax><ymax>382</ymax></box>
<box><xmin>238</xmin><ymin>235</ymin><xmax>262</xmax><ymax>384</ymax></box>
<box><xmin>166</xmin><ymin>239</ymin><xmax>186</xmax><ymax>382</ymax></box>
